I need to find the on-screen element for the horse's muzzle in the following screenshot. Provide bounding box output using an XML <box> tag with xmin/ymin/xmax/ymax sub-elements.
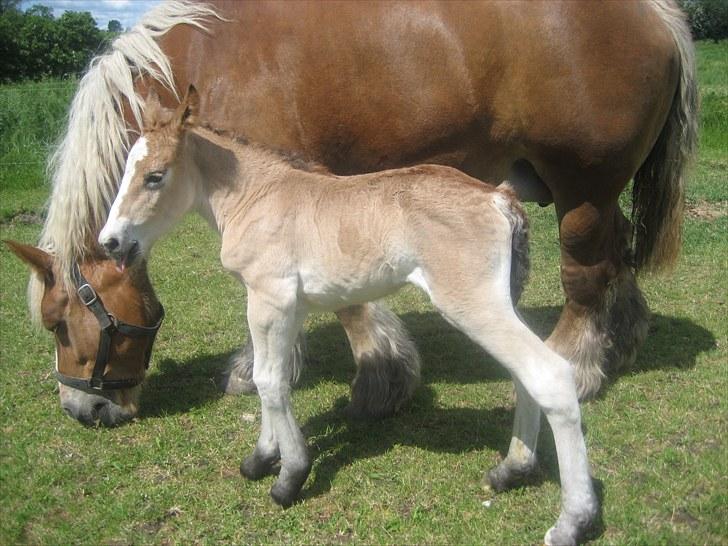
<box><xmin>59</xmin><ymin>384</ymin><xmax>137</xmax><ymax>427</ymax></box>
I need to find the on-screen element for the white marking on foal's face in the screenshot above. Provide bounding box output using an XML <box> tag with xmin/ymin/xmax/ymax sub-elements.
<box><xmin>107</xmin><ymin>136</ymin><xmax>148</xmax><ymax>226</ymax></box>
<box><xmin>99</xmin><ymin>137</ymin><xmax>152</xmax><ymax>261</ymax></box>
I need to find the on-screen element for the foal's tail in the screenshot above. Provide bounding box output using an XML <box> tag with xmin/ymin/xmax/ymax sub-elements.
<box><xmin>632</xmin><ymin>0</ymin><xmax>698</xmax><ymax>272</ymax></box>
<box><xmin>494</xmin><ymin>184</ymin><xmax>530</xmax><ymax>305</ymax></box>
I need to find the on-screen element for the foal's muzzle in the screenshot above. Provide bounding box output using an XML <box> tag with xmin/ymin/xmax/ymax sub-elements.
<box><xmin>99</xmin><ymin>236</ymin><xmax>140</xmax><ymax>270</ymax></box>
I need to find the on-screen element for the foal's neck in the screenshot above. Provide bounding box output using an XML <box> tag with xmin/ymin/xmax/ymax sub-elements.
<box><xmin>188</xmin><ymin>127</ymin><xmax>293</xmax><ymax>234</ymax></box>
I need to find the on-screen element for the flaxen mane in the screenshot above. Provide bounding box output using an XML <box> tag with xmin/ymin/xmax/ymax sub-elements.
<box><xmin>29</xmin><ymin>1</ymin><xmax>221</xmax><ymax>324</ymax></box>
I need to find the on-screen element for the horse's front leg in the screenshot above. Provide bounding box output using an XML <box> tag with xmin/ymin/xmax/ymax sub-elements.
<box><xmin>220</xmin><ymin>328</ymin><xmax>306</xmax><ymax>395</ymax></box>
<box><xmin>337</xmin><ymin>303</ymin><xmax>421</xmax><ymax>418</ymax></box>
<box><xmin>240</xmin><ymin>286</ymin><xmax>311</xmax><ymax>507</ymax></box>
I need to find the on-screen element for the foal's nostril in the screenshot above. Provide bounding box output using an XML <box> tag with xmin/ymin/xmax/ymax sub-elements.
<box><xmin>103</xmin><ymin>237</ymin><xmax>120</xmax><ymax>254</ymax></box>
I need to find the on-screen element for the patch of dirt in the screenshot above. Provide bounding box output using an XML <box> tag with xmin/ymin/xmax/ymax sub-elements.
<box><xmin>1</xmin><ymin>210</ymin><xmax>44</xmax><ymax>225</ymax></box>
<box><xmin>671</xmin><ymin>507</ymin><xmax>700</xmax><ymax>529</ymax></box>
<box><xmin>685</xmin><ymin>200</ymin><xmax>727</xmax><ymax>221</ymax></box>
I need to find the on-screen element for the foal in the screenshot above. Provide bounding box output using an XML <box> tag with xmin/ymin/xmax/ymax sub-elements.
<box><xmin>100</xmin><ymin>87</ymin><xmax>597</xmax><ymax>545</ymax></box>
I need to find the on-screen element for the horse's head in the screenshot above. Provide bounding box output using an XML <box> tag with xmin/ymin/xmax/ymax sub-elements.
<box><xmin>6</xmin><ymin>241</ymin><xmax>163</xmax><ymax>427</ymax></box>
<box><xmin>99</xmin><ymin>86</ymin><xmax>200</xmax><ymax>268</ymax></box>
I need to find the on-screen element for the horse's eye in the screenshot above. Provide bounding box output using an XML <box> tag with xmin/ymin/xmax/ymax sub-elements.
<box><xmin>144</xmin><ymin>171</ymin><xmax>166</xmax><ymax>189</ymax></box>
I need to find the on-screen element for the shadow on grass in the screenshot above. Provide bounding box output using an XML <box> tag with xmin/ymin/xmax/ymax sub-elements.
<box><xmin>138</xmin><ymin>352</ymin><xmax>230</xmax><ymax>418</ymax></box>
<box><xmin>137</xmin><ymin>305</ymin><xmax>715</xmax><ymax>418</ymax></box>
<box><xmin>299</xmin><ymin>387</ymin><xmax>517</xmax><ymax>500</ymax></box>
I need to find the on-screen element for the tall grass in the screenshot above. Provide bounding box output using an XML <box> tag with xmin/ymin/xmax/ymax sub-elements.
<box><xmin>0</xmin><ymin>79</ymin><xmax>77</xmax><ymax>218</ymax></box>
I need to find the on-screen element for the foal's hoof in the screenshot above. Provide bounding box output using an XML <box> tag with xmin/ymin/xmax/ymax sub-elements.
<box><xmin>544</xmin><ymin>507</ymin><xmax>599</xmax><ymax>546</ymax></box>
<box><xmin>269</xmin><ymin>465</ymin><xmax>312</xmax><ymax>508</ymax></box>
<box><xmin>270</xmin><ymin>480</ymin><xmax>299</xmax><ymax>508</ymax></box>
<box><xmin>240</xmin><ymin>453</ymin><xmax>279</xmax><ymax>481</ymax></box>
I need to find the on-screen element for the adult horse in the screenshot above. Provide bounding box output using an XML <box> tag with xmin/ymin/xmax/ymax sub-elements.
<box><xmin>27</xmin><ymin>0</ymin><xmax>697</xmax><ymax>427</ymax></box>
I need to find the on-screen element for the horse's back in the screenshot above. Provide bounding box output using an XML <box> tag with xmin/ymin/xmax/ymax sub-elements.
<box><xmin>156</xmin><ymin>0</ymin><xmax>679</xmax><ymax>185</ymax></box>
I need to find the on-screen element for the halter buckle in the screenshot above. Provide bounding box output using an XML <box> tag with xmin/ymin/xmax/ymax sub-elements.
<box><xmin>77</xmin><ymin>283</ymin><xmax>98</xmax><ymax>306</ymax></box>
<box><xmin>88</xmin><ymin>376</ymin><xmax>104</xmax><ymax>390</ymax></box>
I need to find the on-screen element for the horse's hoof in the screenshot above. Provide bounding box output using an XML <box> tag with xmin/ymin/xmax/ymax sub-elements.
<box><xmin>219</xmin><ymin>371</ymin><xmax>257</xmax><ymax>395</ymax></box>
<box><xmin>240</xmin><ymin>453</ymin><xmax>279</xmax><ymax>481</ymax></box>
<box><xmin>219</xmin><ymin>344</ymin><xmax>257</xmax><ymax>395</ymax></box>
<box><xmin>485</xmin><ymin>460</ymin><xmax>540</xmax><ymax>493</ymax></box>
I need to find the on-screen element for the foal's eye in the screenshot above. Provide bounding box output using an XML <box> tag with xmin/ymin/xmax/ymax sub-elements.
<box><xmin>144</xmin><ymin>171</ymin><xmax>166</xmax><ymax>189</ymax></box>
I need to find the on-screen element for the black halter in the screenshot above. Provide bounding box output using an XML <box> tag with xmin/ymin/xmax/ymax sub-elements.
<box><xmin>54</xmin><ymin>263</ymin><xmax>165</xmax><ymax>391</ymax></box>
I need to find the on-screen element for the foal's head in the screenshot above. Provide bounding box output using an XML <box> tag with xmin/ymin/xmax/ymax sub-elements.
<box><xmin>6</xmin><ymin>241</ymin><xmax>162</xmax><ymax>426</ymax></box>
<box><xmin>99</xmin><ymin>86</ymin><xmax>200</xmax><ymax>268</ymax></box>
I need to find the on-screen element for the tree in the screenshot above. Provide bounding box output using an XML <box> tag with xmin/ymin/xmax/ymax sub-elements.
<box><xmin>0</xmin><ymin>0</ymin><xmax>21</xmax><ymax>14</ymax></box>
<box><xmin>679</xmin><ymin>0</ymin><xmax>728</xmax><ymax>41</ymax></box>
<box><xmin>107</xmin><ymin>19</ymin><xmax>122</xmax><ymax>33</ymax></box>
<box><xmin>0</xmin><ymin>4</ymin><xmax>103</xmax><ymax>82</ymax></box>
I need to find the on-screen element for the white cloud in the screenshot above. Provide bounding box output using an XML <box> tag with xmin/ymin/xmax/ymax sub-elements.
<box><xmin>20</xmin><ymin>0</ymin><xmax>162</xmax><ymax>30</ymax></box>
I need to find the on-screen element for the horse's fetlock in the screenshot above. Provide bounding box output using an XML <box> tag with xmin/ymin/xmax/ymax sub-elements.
<box><xmin>485</xmin><ymin>458</ymin><xmax>540</xmax><ymax>493</ymax></box>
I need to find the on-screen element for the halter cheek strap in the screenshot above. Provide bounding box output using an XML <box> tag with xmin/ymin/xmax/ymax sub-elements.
<box><xmin>54</xmin><ymin>263</ymin><xmax>164</xmax><ymax>391</ymax></box>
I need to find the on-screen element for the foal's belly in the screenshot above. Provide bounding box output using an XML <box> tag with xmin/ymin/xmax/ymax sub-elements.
<box><xmin>298</xmin><ymin>265</ymin><xmax>409</xmax><ymax>312</ymax></box>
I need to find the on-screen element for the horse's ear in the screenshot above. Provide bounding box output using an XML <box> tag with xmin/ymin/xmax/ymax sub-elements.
<box><xmin>179</xmin><ymin>84</ymin><xmax>199</xmax><ymax>127</ymax></box>
<box><xmin>3</xmin><ymin>240</ymin><xmax>54</xmax><ymax>284</ymax></box>
<box><xmin>142</xmin><ymin>87</ymin><xmax>162</xmax><ymax>128</ymax></box>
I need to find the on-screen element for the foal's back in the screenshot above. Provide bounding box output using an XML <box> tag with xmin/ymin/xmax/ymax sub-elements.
<box><xmin>283</xmin><ymin>163</ymin><xmax>521</xmax><ymax>309</ymax></box>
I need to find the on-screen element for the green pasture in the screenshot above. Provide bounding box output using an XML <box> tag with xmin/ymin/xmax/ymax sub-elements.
<box><xmin>1</xmin><ymin>42</ymin><xmax>726</xmax><ymax>545</ymax></box>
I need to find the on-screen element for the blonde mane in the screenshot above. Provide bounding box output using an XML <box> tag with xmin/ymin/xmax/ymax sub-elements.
<box><xmin>29</xmin><ymin>1</ymin><xmax>221</xmax><ymax>324</ymax></box>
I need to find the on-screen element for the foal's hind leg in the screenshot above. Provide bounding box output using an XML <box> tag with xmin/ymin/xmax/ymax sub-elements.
<box><xmin>337</xmin><ymin>303</ymin><xmax>421</xmax><ymax>418</ymax></box>
<box><xmin>430</xmin><ymin>281</ymin><xmax>597</xmax><ymax>544</ymax></box>
<box><xmin>472</xmin><ymin>314</ymin><xmax>597</xmax><ymax>544</ymax></box>
<box><xmin>485</xmin><ymin>379</ymin><xmax>541</xmax><ymax>492</ymax></box>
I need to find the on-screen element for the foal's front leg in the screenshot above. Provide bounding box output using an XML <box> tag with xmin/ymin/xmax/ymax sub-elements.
<box><xmin>241</xmin><ymin>287</ymin><xmax>311</xmax><ymax>507</ymax></box>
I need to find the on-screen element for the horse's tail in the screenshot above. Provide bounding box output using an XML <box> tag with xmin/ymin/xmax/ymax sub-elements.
<box><xmin>632</xmin><ymin>0</ymin><xmax>699</xmax><ymax>272</ymax></box>
<box><xmin>495</xmin><ymin>183</ymin><xmax>530</xmax><ymax>306</ymax></box>
<box><xmin>29</xmin><ymin>1</ymin><xmax>221</xmax><ymax>324</ymax></box>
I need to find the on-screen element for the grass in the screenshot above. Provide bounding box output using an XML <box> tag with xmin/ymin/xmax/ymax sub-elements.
<box><xmin>1</xmin><ymin>41</ymin><xmax>727</xmax><ymax>545</ymax></box>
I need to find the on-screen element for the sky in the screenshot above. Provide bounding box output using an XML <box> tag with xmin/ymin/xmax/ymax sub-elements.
<box><xmin>20</xmin><ymin>0</ymin><xmax>163</xmax><ymax>30</ymax></box>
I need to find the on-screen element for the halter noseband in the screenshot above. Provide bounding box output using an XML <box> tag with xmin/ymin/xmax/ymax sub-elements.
<box><xmin>54</xmin><ymin>263</ymin><xmax>165</xmax><ymax>391</ymax></box>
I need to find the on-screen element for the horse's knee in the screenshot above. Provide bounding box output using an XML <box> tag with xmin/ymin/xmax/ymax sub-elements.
<box><xmin>559</xmin><ymin>204</ymin><xmax>619</xmax><ymax>309</ymax></box>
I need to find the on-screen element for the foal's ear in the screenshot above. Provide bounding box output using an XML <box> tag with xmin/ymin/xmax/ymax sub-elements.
<box><xmin>3</xmin><ymin>240</ymin><xmax>55</xmax><ymax>284</ymax></box>
<box><xmin>178</xmin><ymin>84</ymin><xmax>199</xmax><ymax>128</ymax></box>
<box><xmin>142</xmin><ymin>87</ymin><xmax>163</xmax><ymax>128</ymax></box>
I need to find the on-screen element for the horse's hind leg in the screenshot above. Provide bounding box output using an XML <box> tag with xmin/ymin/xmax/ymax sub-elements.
<box><xmin>219</xmin><ymin>329</ymin><xmax>306</xmax><ymax>395</ymax></box>
<box><xmin>336</xmin><ymin>303</ymin><xmax>421</xmax><ymax>419</ymax></box>
<box><xmin>549</xmin><ymin>201</ymin><xmax>649</xmax><ymax>399</ymax></box>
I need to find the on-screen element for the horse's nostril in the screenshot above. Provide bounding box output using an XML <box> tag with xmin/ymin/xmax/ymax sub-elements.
<box><xmin>103</xmin><ymin>237</ymin><xmax>120</xmax><ymax>253</ymax></box>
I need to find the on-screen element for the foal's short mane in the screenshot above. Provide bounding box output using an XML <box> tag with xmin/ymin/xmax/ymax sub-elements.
<box><xmin>197</xmin><ymin>123</ymin><xmax>331</xmax><ymax>175</ymax></box>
